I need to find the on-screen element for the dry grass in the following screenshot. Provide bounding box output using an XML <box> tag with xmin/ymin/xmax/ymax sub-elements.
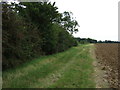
<box><xmin>95</xmin><ymin>43</ymin><xmax>119</xmax><ymax>88</ymax></box>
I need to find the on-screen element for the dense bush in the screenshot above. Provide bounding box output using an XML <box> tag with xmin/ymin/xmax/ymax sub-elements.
<box><xmin>2</xmin><ymin>2</ymin><xmax>79</xmax><ymax>70</ymax></box>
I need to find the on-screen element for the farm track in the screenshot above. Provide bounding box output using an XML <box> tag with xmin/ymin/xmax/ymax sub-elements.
<box><xmin>3</xmin><ymin>44</ymin><xmax>96</xmax><ymax>88</ymax></box>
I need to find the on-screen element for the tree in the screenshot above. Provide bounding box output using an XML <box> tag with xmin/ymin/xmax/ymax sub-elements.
<box><xmin>2</xmin><ymin>2</ymin><xmax>79</xmax><ymax>70</ymax></box>
<box><xmin>61</xmin><ymin>11</ymin><xmax>79</xmax><ymax>34</ymax></box>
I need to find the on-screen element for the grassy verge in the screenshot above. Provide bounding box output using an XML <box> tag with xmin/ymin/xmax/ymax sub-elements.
<box><xmin>3</xmin><ymin>44</ymin><xmax>95</xmax><ymax>88</ymax></box>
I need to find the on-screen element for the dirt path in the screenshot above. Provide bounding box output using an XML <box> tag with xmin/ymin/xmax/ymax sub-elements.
<box><xmin>90</xmin><ymin>44</ymin><xmax>110</xmax><ymax>88</ymax></box>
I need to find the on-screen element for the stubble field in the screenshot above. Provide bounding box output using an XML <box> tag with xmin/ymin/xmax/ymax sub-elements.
<box><xmin>95</xmin><ymin>43</ymin><xmax>119</xmax><ymax>88</ymax></box>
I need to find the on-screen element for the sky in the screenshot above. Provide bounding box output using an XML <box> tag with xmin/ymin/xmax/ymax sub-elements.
<box><xmin>50</xmin><ymin>0</ymin><xmax>119</xmax><ymax>41</ymax></box>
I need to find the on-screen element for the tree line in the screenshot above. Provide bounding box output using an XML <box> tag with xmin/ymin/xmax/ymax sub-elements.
<box><xmin>97</xmin><ymin>40</ymin><xmax>120</xmax><ymax>43</ymax></box>
<box><xmin>75</xmin><ymin>38</ymin><xmax>97</xmax><ymax>44</ymax></box>
<box><xmin>2</xmin><ymin>1</ymin><xmax>79</xmax><ymax>70</ymax></box>
<box><xmin>75</xmin><ymin>37</ymin><xmax>120</xmax><ymax>44</ymax></box>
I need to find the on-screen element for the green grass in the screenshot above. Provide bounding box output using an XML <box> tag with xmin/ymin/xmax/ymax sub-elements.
<box><xmin>3</xmin><ymin>44</ymin><xmax>95</xmax><ymax>88</ymax></box>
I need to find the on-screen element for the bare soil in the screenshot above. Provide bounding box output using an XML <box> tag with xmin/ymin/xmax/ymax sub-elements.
<box><xmin>90</xmin><ymin>44</ymin><xmax>109</xmax><ymax>88</ymax></box>
<box><xmin>94</xmin><ymin>43</ymin><xmax>119</xmax><ymax>88</ymax></box>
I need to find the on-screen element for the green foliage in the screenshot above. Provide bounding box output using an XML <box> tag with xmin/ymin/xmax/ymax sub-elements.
<box><xmin>2</xmin><ymin>3</ymin><xmax>43</xmax><ymax>70</ymax></box>
<box><xmin>62</xmin><ymin>11</ymin><xmax>79</xmax><ymax>34</ymax></box>
<box><xmin>2</xmin><ymin>2</ymin><xmax>79</xmax><ymax>70</ymax></box>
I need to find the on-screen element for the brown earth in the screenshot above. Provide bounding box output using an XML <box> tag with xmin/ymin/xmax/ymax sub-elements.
<box><xmin>94</xmin><ymin>43</ymin><xmax>119</xmax><ymax>88</ymax></box>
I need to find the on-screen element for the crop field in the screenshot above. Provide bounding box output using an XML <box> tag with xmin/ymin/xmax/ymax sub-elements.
<box><xmin>95</xmin><ymin>43</ymin><xmax>119</xmax><ymax>88</ymax></box>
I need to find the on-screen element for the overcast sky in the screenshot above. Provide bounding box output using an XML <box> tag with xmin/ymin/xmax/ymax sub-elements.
<box><xmin>50</xmin><ymin>0</ymin><xmax>119</xmax><ymax>41</ymax></box>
